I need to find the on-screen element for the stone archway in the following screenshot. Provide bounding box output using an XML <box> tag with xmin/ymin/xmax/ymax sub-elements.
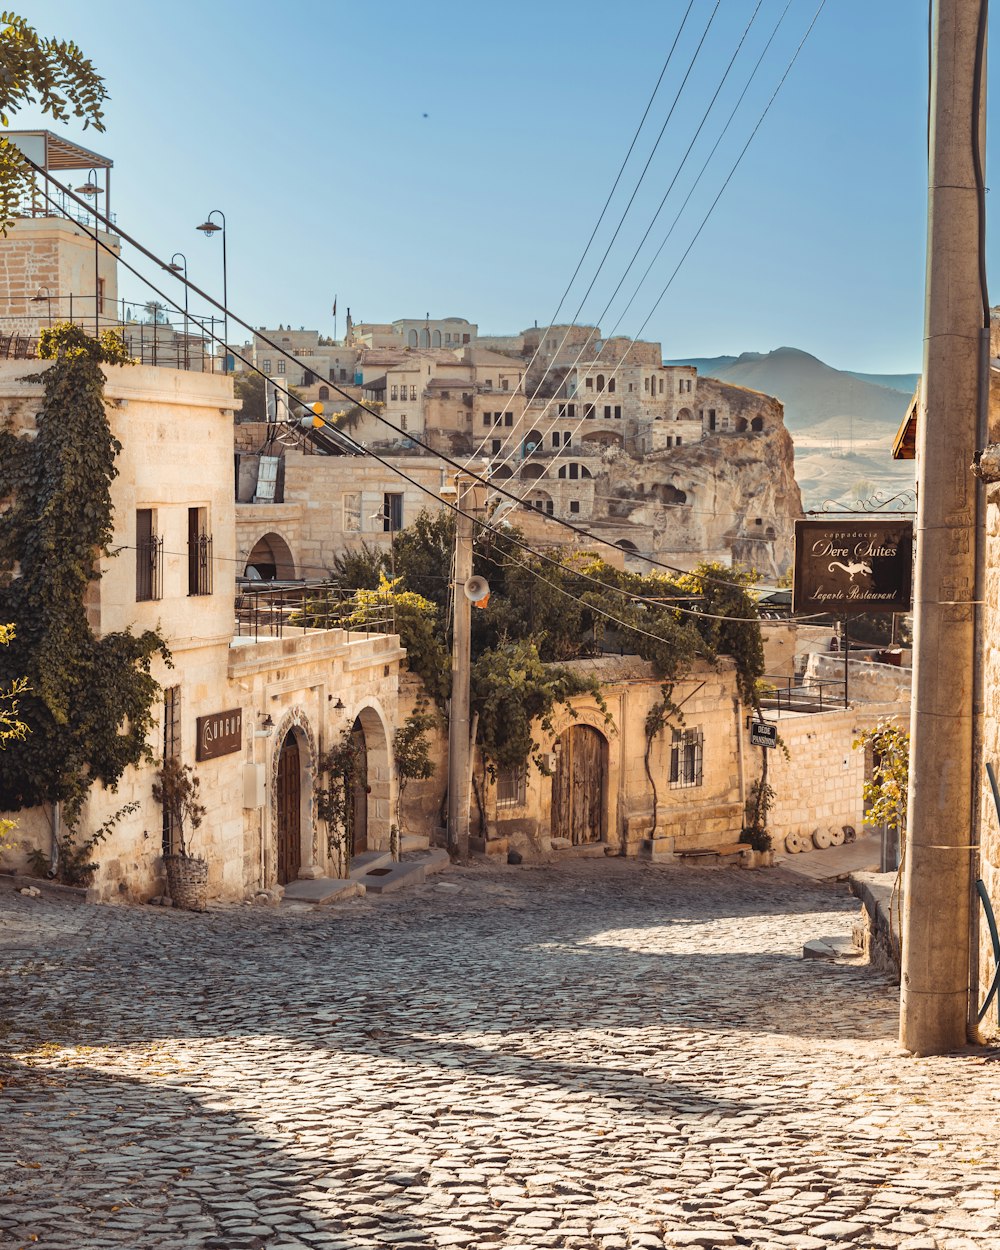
<box><xmin>245</xmin><ymin>531</ymin><xmax>296</xmax><ymax>581</ymax></box>
<box><xmin>269</xmin><ymin>708</ymin><xmax>318</xmax><ymax>885</ymax></box>
<box><xmin>348</xmin><ymin>705</ymin><xmax>392</xmax><ymax>853</ymax></box>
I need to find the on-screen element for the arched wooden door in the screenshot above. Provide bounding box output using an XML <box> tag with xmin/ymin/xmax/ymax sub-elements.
<box><xmin>551</xmin><ymin>725</ymin><xmax>606</xmax><ymax>845</ymax></box>
<box><xmin>276</xmin><ymin>733</ymin><xmax>301</xmax><ymax>884</ymax></box>
<box><xmin>349</xmin><ymin>718</ymin><xmax>369</xmax><ymax>855</ymax></box>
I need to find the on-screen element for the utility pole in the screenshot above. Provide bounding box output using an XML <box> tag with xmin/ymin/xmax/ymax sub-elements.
<box><xmin>447</xmin><ymin>476</ymin><xmax>479</xmax><ymax>861</ymax></box>
<box><xmin>901</xmin><ymin>0</ymin><xmax>987</xmax><ymax>1055</ymax></box>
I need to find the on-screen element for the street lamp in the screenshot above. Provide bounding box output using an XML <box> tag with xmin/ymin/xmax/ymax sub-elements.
<box><xmin>30</xmin><ymin>286</ymin><xmax>56</xmax><ymax>329</ymax></box>
<box><xmin>74</xmin><ymin>168</ymin><xmax>103</xmax><ymax>338</ymax></box>
<box><xmin>164</xmin><ymin>252</ymin><xmax>189</xmax><ymax>369</ymax></box>
<box><xmin>195</xmin><ymin>210</ymin><xmax>227</xmax><ymax>373</ymax></box>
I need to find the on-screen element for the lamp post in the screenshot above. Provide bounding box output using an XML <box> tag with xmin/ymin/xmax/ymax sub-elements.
<box><xmin>164</xmin><ymin>252</ymin><xmax>189</xmax><ymax>369</ymax></box>
<box><xmin>195</xmin><ymin>210</ymin><xmax>227</xmax><ymax>372</ymax></box>
<box><xmin>74</xmin><ymin>168</ymin><xmax>103</xmax><ymax>338</ymax></box>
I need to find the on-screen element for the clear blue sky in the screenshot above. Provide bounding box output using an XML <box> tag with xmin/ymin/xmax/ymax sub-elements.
<box><xmin>16</xmin><ymin>1</ymin><xmax>1000</xmax><ymax>373</ymax></box>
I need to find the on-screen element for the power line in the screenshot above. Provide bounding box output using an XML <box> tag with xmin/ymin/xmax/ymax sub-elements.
<box><xmin>468</xmin><ymin>0</ymin><xmax>698</xmax><ymax>461</ymax></box>
<box><xmin>498</xmin><ymin>0</ymin><xmax>800</xmax><ymax>493</ymax></box>
<box><xmin>475</xmin><ymin>0</ymin><xmax>728</xmax><ymax>474</ymax></box>
<box><xmin>25</xmin><ymin>159</ymin><xmax>794</xmax><ymax>596</ymax></box>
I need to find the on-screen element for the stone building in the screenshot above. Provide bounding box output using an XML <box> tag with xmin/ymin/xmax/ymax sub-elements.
<box><xmin>0</xmin><ymin>359</ymin><xmax>403</xmax><ymax>904</ymax></box>
<box><xmin>397</xmin><ymin>655</ymin><xmax>890</xmax><ymax>863</ymax></box>
<box><xmin>0</xmin><ymin>155</ymin><xmax>404</xmax><ymax>905</ymax></box>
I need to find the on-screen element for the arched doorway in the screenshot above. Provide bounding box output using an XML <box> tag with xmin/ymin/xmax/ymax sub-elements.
<box><xmin>346</xmin><ymin>708</ymin><xmax>392</xmax><ymax>855</ymax></box>
<box><xmin>551</xmin><ymin>724</ymin><xmax>607</xmax><ymax>845</ymax></box>
<box><xmin>244</xmin><ymin>531</ymin><xmax>296</xmax><ymax>581</ymax></box>
<box><xmin>276</xmin><ymin>732</ymin><xmax>302</xmax><ymax>884</ymax></box>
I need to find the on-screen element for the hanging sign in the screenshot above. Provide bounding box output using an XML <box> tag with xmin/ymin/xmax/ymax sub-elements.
<box><xmin>792</xmin><ymin>519</ymin><xmax>913</xmax><ymax>616</ymax></box>
<box><xmin>196</xmin><ymin>708</ymin><xmax>243</xmax><ymax>761</ymax></box>
<box><xmin>750</xmin><ymin>720</ymin><xmax>777</xmax><ymax>748</ymax></box>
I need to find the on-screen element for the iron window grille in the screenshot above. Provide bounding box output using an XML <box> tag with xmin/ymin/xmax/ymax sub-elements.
<box><xmin>188</xmin><ymin>509</ymin><xmax>213</xmax><ymax>596</ymax></box>
<box><xmin>670</xmin><ymin>727</ymin><xmax>704</xmax><ymax>789</ymax></box>
<box><xmin>136</xmin><ymin>510</ymin><xmax>163</xmax><ymax>602</ymax></box>
<box><xmin>496</xmin><ymin>765</ymin><xmax>527</xmax><ymax>808</ymax></box>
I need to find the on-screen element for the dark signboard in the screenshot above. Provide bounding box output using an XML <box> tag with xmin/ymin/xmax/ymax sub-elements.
<box><xmin>750</xmin><ymin>720</ymin><xmax>777</xmax><ymax>748</ymax></box>
<box><xmin>196</xmin><ymin>708</ymin><xmax>243</xmax><ymax>761</ymax></box>
<box><xmin>792</xmin><ymin>519</ymin><xmax>913</xmax><ymax>616</ymax></box>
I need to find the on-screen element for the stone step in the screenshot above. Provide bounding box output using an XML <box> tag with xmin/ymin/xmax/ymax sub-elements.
<box><xmin>400</xmin><ymin>832</ymin><xmax>430</xmax><ymax>853</ymax></box>
<box><xmin>358</xmin><ymin>859</ymin><xmax>428</xmax><ymax>895</ymax></box>
<box><xmin>348</xmin><ymin>850</ymin><xmax>393</xmax><ymax>880</ymax></box>
<box><xmin>405</xmin><ymin>847</ymin><xmax>450</xmax><ymax>875</ymax></box>
<box><xmin>282</xmin><ymin>878</ymin><xmax>365</xmax><ymax>905</ymax></box>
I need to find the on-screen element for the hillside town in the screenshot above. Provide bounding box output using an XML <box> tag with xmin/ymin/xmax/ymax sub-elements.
<box><xmin>1</xmin><ymin>8</ymin><xmax>1000</xmax><ymax>1250</ymax></box>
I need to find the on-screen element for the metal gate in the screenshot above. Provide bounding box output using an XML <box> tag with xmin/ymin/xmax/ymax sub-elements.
<box><xmin>276</xmin><ymin>733</ymin><xmax>301</xmax><ymax>884</ymax></box>
<box><xmin>551</xmin><ymin>724</ymin><xmax>606</xmax><ymax>845</ymax></box>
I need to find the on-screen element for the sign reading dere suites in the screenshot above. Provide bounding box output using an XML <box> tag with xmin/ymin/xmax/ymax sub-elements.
<box><xmin>792</xmin><ymin>519</ymin><xmax>914</xmax><ymax>616</ymax></box>
<box><xmin>196</xmin><ymin>708</ymin><xmax>243</xmax><ymax>761</ymax></box>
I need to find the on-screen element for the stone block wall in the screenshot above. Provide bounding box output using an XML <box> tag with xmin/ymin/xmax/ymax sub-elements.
<box><xmin>764</xmin><ymin>702</ymin><xmax>904</xmax><ymax>846</ymax></box>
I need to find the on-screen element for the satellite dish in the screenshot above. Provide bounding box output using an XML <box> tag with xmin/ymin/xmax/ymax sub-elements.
<box><xmin>464</xmin><ymin>575</ymin><xmax>491</xmax><ymax>607</ymax></box>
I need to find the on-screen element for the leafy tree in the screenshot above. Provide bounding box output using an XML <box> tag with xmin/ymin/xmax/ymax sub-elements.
<box><xmin>0</xmin><ymin>13</ymin><xmax>108</xmax><ymax>233</ymax></box>
<box><xmin>854</xmin><ymin>718</ymin><xmax>909</xmax><ymax>844</ymax></box>
<box><xmin>0</xmin><ymin>323</ymin><xmax>170</xmax><ymax>821</ymax></box>
<box><xmin>472</xmin><ymin>640</ymin><xmax>606</xmax><ymax>775</ymax></box>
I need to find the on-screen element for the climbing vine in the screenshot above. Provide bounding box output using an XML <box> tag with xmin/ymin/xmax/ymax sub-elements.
<box><xmin>0</xmin><ymin>323</ymin><xmax>170</xmax><ymax>822</ymax></box>
<box><xmin>315</xmin><ymin>727</ymin><xmax>363</xmax><ymax>877</ymax></box>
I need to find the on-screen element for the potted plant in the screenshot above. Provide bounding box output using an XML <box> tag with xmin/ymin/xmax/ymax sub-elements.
<box><xmin>153</xmin><ymin>758</ymin><xmax>208</xmax><ymax>910</ymax></box>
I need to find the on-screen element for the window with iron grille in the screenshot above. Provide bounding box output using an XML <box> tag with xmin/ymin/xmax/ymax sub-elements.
<box><xmin>496</xmin><ymin>765</ymin><xmax>526</xmax><ymax>808</ymax></box>
<box><xmin>670</xmin><ymin>727</ymin><xmax>703</xmax><ymax>789</ymax></box>
<box><xmin>187</xmin><ymin>507</ymin><xmax>213</xmax><ymax>596</ymax></box>
<box><xmin>162</xmin><ymin>685</ymin><xmax>181</xmax><ymax>855</ymax></box>
<box><xmin>136</xmin><ymin>508</ymin><xmax>163</xmax><ymax>602</ymax></box>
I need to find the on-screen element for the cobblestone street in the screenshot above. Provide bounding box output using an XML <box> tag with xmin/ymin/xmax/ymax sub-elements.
<box><xmin>1</xmin><ymin>860</ymin><xmax>998</xmax><ymax>1250</ymax></box>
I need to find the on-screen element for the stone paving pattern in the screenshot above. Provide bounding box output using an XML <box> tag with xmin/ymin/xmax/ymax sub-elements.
<box><xmin>1</xmin><ymin>860</ymin><xmax>999</xmax><ymax>1250</ymax></box>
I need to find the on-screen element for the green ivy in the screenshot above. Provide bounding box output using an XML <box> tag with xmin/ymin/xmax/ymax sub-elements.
<box><xmin>0</xmin><ymin>323</ymin><xmax>170</xmax><ymax>821</ymax></box>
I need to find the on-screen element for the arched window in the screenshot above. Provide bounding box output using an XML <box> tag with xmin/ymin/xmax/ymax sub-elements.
<box><xmin>521</xmin><ymin>462</ymin><xmax>546</xmax><ymax>480</ymax></box>
<box><xmin>408</xmin><ymin>330</ymin><xmax>418</xmax><ymax>348</ymax></box>
<box><xmin>596</xmin><ymin>374</ymin><xmax>605</xmax><ymax>392</ymax></box>
<box><xmin>608</xmin><ymin>377</ymin><xmax>616</xmax><ymax>393</ymax></box>
<box><xmin>432</xmin><ymin>330</ymin><xmax>441</xmax><ymax>347</ymax></box>
<box><xmin>751</xmin><ymin>415</ymin><xmax>765</xmax><ymax>432</ymax></box>
<box><xmin>421</xmin><ymin>328</ymin><xmax>430</xmax><ymax>348</ymax></box>
<box><xmin>318</xmin><ymin>386</ymin><xmax>329</xmax><ymax>400</ymax></box>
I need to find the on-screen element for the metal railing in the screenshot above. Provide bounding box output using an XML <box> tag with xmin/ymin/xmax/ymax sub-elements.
<box><xmin>234</xmin><ymin>580</ymin><xmax>397</xmax><ymax>642</ymax></box>
<box><xmin>759</xmin><ymin>673</ymin><xmax>848</xmax><ymax>713</ymax></box>
<box><xmin>3</xmin><ymin>293</ymin><xmax>226</xmax><ymax>372</ymax></box>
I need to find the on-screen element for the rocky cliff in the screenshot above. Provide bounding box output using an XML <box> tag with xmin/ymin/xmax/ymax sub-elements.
<box><xmin>591</xmin><ymin>379</ymin><xmax>802</xmax><ymax>578</ymax></box>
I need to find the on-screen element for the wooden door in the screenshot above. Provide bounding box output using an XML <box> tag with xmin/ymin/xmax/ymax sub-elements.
<box><xmin>350</xmin><ymin>722</ymin><xmax>368</xmax><ymax>855</ymax></box>
<box><xmin>277</xmin><ymin>733</ymin><xmax>301</xmax><ymax>884</ymax></box>
<box><xmin>551</xmin><ymin>725</ymin><xmax>605</xmax><ymax>845</ymax></box>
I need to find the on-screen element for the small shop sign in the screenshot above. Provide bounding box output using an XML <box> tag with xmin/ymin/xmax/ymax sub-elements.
<box><xmin>196</xmin><ymin>708</ymin><xmax>243</xmax><ymax>761</ymax></box>
<box><xmin>750</xmin><ymin>720</ymin><xmax>777</xmax><ymax>748</ymax></box>
<box><xmin>792</xmin><ymin>519</ymin><xmax>913</xmax><ymax>616</ymax></box>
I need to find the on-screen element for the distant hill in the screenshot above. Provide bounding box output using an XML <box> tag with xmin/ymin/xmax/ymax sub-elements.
<box><xmin>664</xmin><ymin>347</ymin><xmax>912</xmax><ymax>433</ymax></box>
<box><xmin>664</xmin><ymin>346</ymin><xmax>917</xmax><ymax>512</ymax></box>
<box><xmin>844</xmin><ymin>370</ymin><xmax>919</xmax><ymax>394</ymax></box>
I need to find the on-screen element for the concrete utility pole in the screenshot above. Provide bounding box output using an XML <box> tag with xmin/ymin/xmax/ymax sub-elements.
<box><xmin>901</xmin><ymin>0</ymin><xmax>987</xmax><ymax>1055</ymax></box>
<box><xmin>447</xmin><ymin>476</ymin><xmax>478</xmax><ymax>861</ymax></box>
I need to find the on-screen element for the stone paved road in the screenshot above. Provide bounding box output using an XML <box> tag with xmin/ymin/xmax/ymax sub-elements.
<box><xmin>1</xmin><ymin>860</ymin><xmax>999</xmax><ymax>1250</ymax></box>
